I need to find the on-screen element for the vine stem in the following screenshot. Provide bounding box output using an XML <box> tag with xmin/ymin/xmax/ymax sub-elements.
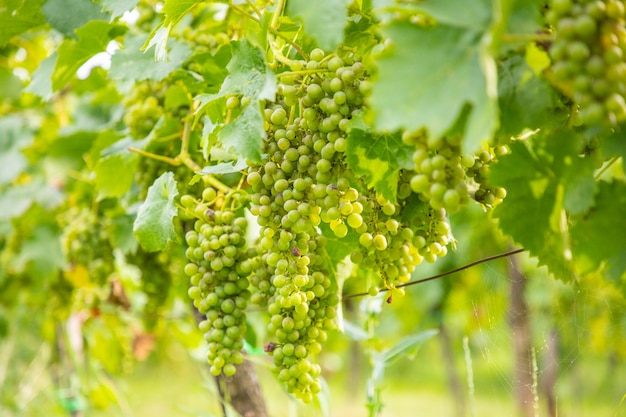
<box><xmin>342</xmin><ymin>248</ymin><xmax>525</xmax><ymax>300</ymax></box>
<box><xmin>594</xmin><ymin>155</ymin><xmax>620</xmax><ymax>180</ymax></box>
<box><xmin>501</xmin><ymin>33</ymin><xmax>553</xmax><ymax>44</ymax></box>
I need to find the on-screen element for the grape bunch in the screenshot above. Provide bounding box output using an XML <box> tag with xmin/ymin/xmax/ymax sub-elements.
<box><xmin>465</xmin><ymin>146</ymin><xmax>508</xmax><ymax>208</ymax></box>
<box><xmin>182</xmin><ymin>188</ymin><xmax>251</xmax><ymax>377</ymax></box>
<box><xmin>403</xmin><ymin>131</ymin><xmax>469</xmax><ymax>213</ymax></box>
<box><xmin>122</xmin><ymin>81</ymin><xmax>165</xmax><ymax>139</ymax></box>
<box><xmin>133</xmin><ymin>250</ymin><xmax>175</xmax><ymax>330</ymax></box>
<box><xmin>548</xmin><ymin>0</ymin><xmax>626</xmax><ymax>126</ymax></box>
<box><xmin>59</xmin><ymin>207</ymin><xmax>115</xmax><ymax>285</ymax></box>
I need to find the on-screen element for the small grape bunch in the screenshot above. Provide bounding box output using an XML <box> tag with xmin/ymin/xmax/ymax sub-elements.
<box><xmin>548</xmin><ymin>0</ymin><xmax>626</xmax><ymax>126</ymax></box>
<box><xmin>182</xmin><ymin>187</ymin><xmax>251</xmax><ymax>377</ymax></box>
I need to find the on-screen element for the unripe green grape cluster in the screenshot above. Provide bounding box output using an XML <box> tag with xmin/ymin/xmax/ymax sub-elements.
<box><xmin>403</xmin><ymin>131</ymin><xmax>469</xmax><ymax>213</ymax></box>
<box><xmin>182</xmin><ymin>188</ymin><xmax>251</xmax><ymax>377</ymax></box>
<box><xmin>465</xmin><ymin>147</ymin><xmax>508</xmax><ymax>208</ymax></box>
<box><xmin>548</xmin><ymin>0</ymin><xmax>626</xmax><ymax>125</ymax></box>
<box><xmin>59</xmin><ymin>207</ymin><xmax>115</xmax><ymax>285</ymax></box>
<box><xmin>122</xmin><ymin>81</ymin><xmax>165</xmax><ymax>139</ymax></box>
<box><xmin>133</xmin><ymin>250</ymin><xmax>175</xmax><ymax>331</ymax></box>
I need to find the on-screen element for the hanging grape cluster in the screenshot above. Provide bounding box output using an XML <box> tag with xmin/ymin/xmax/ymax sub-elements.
<box><xmin>183</xmin><ymin>188</ymin><xmax>251</xmax><ymax>377</ymax></box>
<box><xmin>548</xmin><ymin>0</ymin><xmax>626</xmax><ymax>125</ymax></box>
<box><xmin>59</xmin><ymin>207</ymin><xmax>115</xmax><ymax>285</ymax></box>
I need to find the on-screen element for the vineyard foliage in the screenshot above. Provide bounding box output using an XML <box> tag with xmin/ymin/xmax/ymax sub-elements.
<box><xmin>1</xmin><ymin>0</ymin><xmax>626</xmax><ymax>411</ymax></box>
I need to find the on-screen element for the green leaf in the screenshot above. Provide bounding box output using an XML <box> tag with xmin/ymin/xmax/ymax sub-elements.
<box><xmin>133</xmin><ymin>172</ymin><xmax>179</xmax><ymax>252</ymax></box>
<box><xmin>95</xmin><ymin>154</ymin><xmax>139</xmax><ymax>198</ymax></box>
<box><xmin>197</xmin><ymin>159</ymin><xmax>248</xmax><ymax>175</ymax></box>
<box><xmin>52</xmin><ymin>21</ymin><xmax>125</xmax><ymax>91</ymax></box>
<box><xmin>25</xmin><ymin>53</ymin><xmax>56</xmax><ymax>100</ymax></box>
<box><xmin>0</xmin><ymin>179</ymin><xmax>64</xmax><ymax>221</ymax></box>
<box><xmin>217</xmin><ymin>104</ymin><xmax>264</xmax><ymax>163</ymax></box>
<box><xmin>43</xmin><ymin>0</ymin><xmax>109</xmax><ymax>38</ymax></box>
<box><xmin>0</xmin><ymin>0</ymin><xmax>46</xmax><ymax>46</ymax></box>
<box><xmin>571</xmin><ymin>181</ymin><xmax>626</xmax><ymax>281</ymax></box>
<box><xmin>413</xmin><ymin>0</ymin><xmax>491</xmax><ymax>30</ymax></box>
<box><xmin>0</xmin><ymin>66</ymin><xmax>23</xmax><ymax>101</ymax></box>
<box><xmin>342</xmin><ymin>320</ymin><xmax>371</xmax><ymax>341</ymax></box>
<box><xmin>498</xmin><ymin>55</ymin><xmax>557</xmax><ymax>138</ymax></box>
<box><xmin>345</xmin><ymin>128</ymin><xmax>412</xmax><ymax>203</ymax></box>
<box><xmin>287</xmin><ymin>0</ymin><xmax>350</xmax><ymax>51</ymax></box>
<box><xmin>99</xmin><ymin>0</ymin><xmax>140</xmax><ymax>18</ymax></box>
<box><xmin>110</xmin><ymin>35</ymin><xmax>192</xmax><ymax>82</ymax></box>
<box><xmin>371</xmin><ymin>22</ymin><xmax>498</xmax><ymax>154</ymax></box>
<box><xmin>200</xmin><ymin>40</ymin><xmax>275</xmax><ymax>163</ymax></box>
<box><xmin>0</xmin><ymin>115</ymin><xmax>33</xmax><ymax>185</ymax></box>
<box><xmin>11</xmin><ymin>225</ymin><xmax>64</xmax><ymax>281</ymax></box>
<box><xmin>162</xmin><ymin>0</ymin><xmax>201</xmax><ymax>27</ymax></box>
<box><xmin>110</xmin><ymin>214</ymin><xmax>138</xmax><ymax>254</ymax></box>
<box><xmin>490</xmin><ymin>133</ymin><xmax>590</xmax><ymax>280</ymax></box>
<box><xmin>382</xmin><ymin>329</ymin><xmax>438</xmax><ymax>364</ymax></box>
<box><xmin>219</xmin><ymin>40</ymin><xmax>276</xmax><ymax>101</ymax></box>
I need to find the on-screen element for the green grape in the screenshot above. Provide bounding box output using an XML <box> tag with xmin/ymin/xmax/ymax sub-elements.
<box><xmin>59</xmin><ymin>207</ymin><xmax>115</xmax><ymax>286</ymax></box>
<box><xmin>184</xmin><ymin>189</ymin><xmax>251</xmax><ymax>377</ymax></box>
<box><xmin>549</xmin><ymin>0</ymin><xmax>626</xmax><ymax>126</ymax></box>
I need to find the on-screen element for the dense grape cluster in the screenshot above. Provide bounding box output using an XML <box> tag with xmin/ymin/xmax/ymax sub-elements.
<box><xmin>548</xmin><ymin>0</ymin><xmax>626</xmax><ymax>125</ymax></box>
<box><xmin>122</xmin><ymin>81</ymin><xmax>165</xmax><ymax>139</ymax></box>
<box><xmin>59</xmin><ymin>207</ymin><xmax>115</xmax><ymax>285</ymax></box>
<box><xmin>182</xmin><ymin>188</ymin><xmax>251</xmax><ymax>377</ymax></box>
<box><xmin>133</xmin><ymin>250</ymin><xmax>175</xmax><ymax>330</ymax></box>
<box><xmin>403</xmin><ymin>131</ymin><xmax>469</xmax><ymax>212</ymax></box>
<box><xmin>465</xmin><ymin>147</ymin><xmax>508</xmax><ymax>208</ymax></box>
<box><xmin>241</xmin><ymin>48</ymin><xmax>459</xmax><ymax>399</ymax></box>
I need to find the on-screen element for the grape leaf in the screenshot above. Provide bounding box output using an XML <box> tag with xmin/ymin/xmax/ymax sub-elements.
<box><xmin>110</xmin><ymin>35</ymin><xmax>191</xmax><ymax>82</ymax></box>
<box><xmin>412</xmin><ymin>0</ymin><xmax>491</xmax><ymax>30</ymax></box>
<box><xmin>287</xmin><ymin>0</ymin><xmax>350</xmax><ymax>51</ymax></box>
<box><xmin>133</xmin><ymin>172</ymin><xmax>179</xmax><ymax>252</ymax></box>
<box><xmin>162</xmin><ymin>0</ymin><xmax>200</xmax><ymax>27</ymax></box>
<box><xmin>219</xmin><ymin>40</ymin><xmax>276</xmax><ymax>101</ymax></box>
<box><xmin>0</xmin><ymin>0</ymin><xmax>46</xmax><ymax>46</ymax></box>
<box><xmin>370</xmin><ymin>22</ymin><xmax>498</xmax><ymax>155</ymax></box>
<box><xmin>218</xmin><ymin>103</ymin><xmax>264</xmax><ymax>163</ymax></box>
<box><xmin>571</xmin><ymin>181</ymin><xmax>626</xmax><ymax>281</ymax></box>
<box><xmin>99</xmin><ymin>0</ymin><xmax>140</xmax><ymax>18</ymax></box>
<box><xmin>110</xmin><ymin>214</ymin><xmax>138</xmax><ymax>254</ymax></box>
<box><xmin>490</xmin><ymin>134</ymin><xmax>589</xmax><ymax>280</ymax></box>
<box><xmin>26</xmin><ymin>53</ymin><xmax>56</xmax><ymax>100</ymax></box>
<box><xmin>52</xmin><ymin>21</ymin><xmax>126</xmax><ymax>91</ymax></box>
<box><xmin>43</xmin><ymin>0</ymin><xmax>109</xmax><ymax>38</ymax></box>
<box><xmin>197</xmin><ymin>159</ymin><xmax>248</xmax><ymax>175</ymax></box>
<box><xmin>0</xmin><ymin>179</ymin><xmax>64</xmax><ymax>221</ymax></box>
<box><xmin>0</xmin><ymin>67</ymin><xmax>22</xmax><ymax>101</ymax></box>
<box><xmin>345</xmin><ymin>128</ymin><xmax>413</xmax><ymax>203</ymax></box>
<box><xmin>498</xmin><ymin>55</ymin><xmax>558</xmax><ymax>138</ymax></box>
<box><xmin>199</xmin><ymin>40</ymin><xmax>276</xmax><ymax>163</ymax></box>
<box><xmin>11</xmin><ymin>225</ymin><xmax>64</xmax><ymax>281</ymax></box>
<box><xmin>95</xmin><ymin>154</ymin><xmax>139</xmax><ymax>198</ymax></box>
<box><xmin>0</xmin><ymin>116</ymin><xmax>33</xmax><ymax>185</ymax></box>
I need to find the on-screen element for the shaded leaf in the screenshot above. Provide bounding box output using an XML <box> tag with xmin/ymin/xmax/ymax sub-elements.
<box><xmin>0</xmin><ymin>115</ymin><xmax>33</xmax><ymax>185</ymax></box>
<box><xmin>52</xmin><ymin>20</ymin><xmax>125</xmax><ymax>91</ymax></box>
<box><xmin>382</xmin><ymin>329</ymin><xmax>439</xmax><ymax>364</ymax></box>
<box><xmin>110</xmin><ymin>35</ymin><xmax>191</xmax><ymax>82</ymax></box>
<box><xmin>0</xmin><ymin>0</ymin><xmax>46</xmax><ymax>46</ymax></box>
<box><xmin>371</xmin><ymin>22</ymin><xmax>497</xmax><ymax>154</ymax></box>
<box><xmin>25</xmin><ymin>53</ymin><xmax>56</xmax><ymax>100</ymax></box>
<box><xmin>346</xmin><ymin>128</ymin><xmax>412</xmax><ymax>203</ymax></box>
<box><xmin>133</xmin><ymin>172</ymin><xmax>179</xmax><ymax>251</ymax></box>
<box><xmin>571</xmin><ymin>181</ymin><xmax>626</xmax><ymax>281</ymax></box>
<box><xmin>287</xmin><ymin>0</ymin><xmax>350</xmax><ymax>51</ymax></box>
<box><xmin>43</xmin><ymin>0</ymin><xmax>109</xmax><ymax>37</ymax></box>
<box><xmin>99</xmin><ymin>0</ymin><xmax>140</xmax><ymax>19</ymax></box>
<box><xmin>413</xmin><ymin>0</ymin><xmax>491</xmax><ymax>30</ymax></box>
<box><xmin>95</xmin><ymin>154</ymin><xmax>139</xmax><ymax>198</ymax></box>
<box><xmin>197</xmin><ymin>159</ymin><xmax>248</xmax><ymax>175</ymax></box>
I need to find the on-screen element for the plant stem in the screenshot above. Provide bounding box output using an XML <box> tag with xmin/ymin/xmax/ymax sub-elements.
<box><xmin>342</xmin><ymin>248</ymin><xmax>525</xmax><ymax>300</ymax></box>
<box><xmin>594</xmin><ymin>156</ymin><xmax>620</xmax><ymax>180</ymax></box>
<box><xmin>501</xmin><ymin>33</ymin><xmax>553</xmax><ymax>44</ymax></box>
<box><xmin>128</xmin><ymin>147</ymin><xmax>180</xmax><ymax>165</ymax></box>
